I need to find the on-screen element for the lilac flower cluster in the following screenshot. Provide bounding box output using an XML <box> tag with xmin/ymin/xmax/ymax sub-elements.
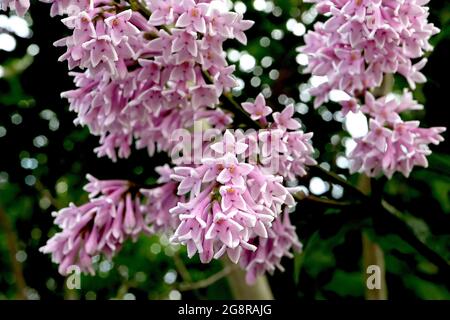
<box><xmin>348</xmin><ymin>92</ymin><xmax>445</xmax><ymax>178</ymax></box>
<box><xmin>2</xmin><ymin>0</ymin><xmax>319</xmax><ymax>284</ymax></box>
<box><xmin>242</xmin><ymin>94</ymin><xmax>317</xmax><ymax>180</ymax></box>
<box><xmin>5</xmin><ymin>0</ymin><xmax>252</xmax><ymax>160</ymax></box>
<box><xmin>239</xmin><ymin>212</ymin><xmax>302</xmax><ymax>284</ymax></box>
<box><xmin>40</xmin><ymin>175</ymin><xmax>152</xmax><ymax>275</ymax></box>
<box><xmin>301</xmin><ymin>0</ymin><xmax>439</xmax><ymax>107</ymax></box>
<box><xmin>302</xmin><ymin>0</ymin><xmax>446</xmax><ymax>178</ymax></box>
<box><xmin>169</xmin><ymin>130</ymin><xmax>299</xmax><ymax>264</ymax></box>
<box><xmin>39</xmin><ymin>96</ymin><xmax>314</xmax><ymax>283</ymax></box>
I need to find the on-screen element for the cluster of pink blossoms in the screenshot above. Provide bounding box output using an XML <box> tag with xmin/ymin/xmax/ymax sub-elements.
<box><xmin>170</xmin><ymin>130</ymin><xmax>298</xmax><ymax>264</ymax></box>
<box><xmin>6</xmin><ymin>0</ymin><xmax>315</xmax><ymax>284</ymax></box>
<box><xmin>4</xmin><ymin>0</ymin><xmax>252</xmax><ymax>160</ymax></box>
<box><xmin>349</xmin><ymin>92</ymin><xmax>445</xmax><ymax>178</ymax></box>
<box><xmin>301</xmin><ymin>0</ymin><xmax>439</xmax><ymax>106</ymax></box>
<box><xmin>5</xmin><ymin>0</ymin><xmax>444</xmax><ymax>288</ymax></box>
<box><xmin>242</xmin><ymin>94</ymin><xmax>317</xmax><ymax>180</ymax></box>
<box><xmin>166</xmin><ymin>98</ymin><xmax>315</xmax><ymax>276</ymax></box>
<box><xmin>39</xmin><ymin>92</ymin><xmax>316</xmax><ymax>282</ymax></box>
<box><xmin>240</xmin><ymin>212</ymin><xmax>302</xmax><ymax>284</ymax></box>
<box><xmin>302</xmin><ymin>0</ymin><xmax>446</xmax><ymax>178</ymax></box>
<box><xmin>39</xmin><ymin>175</ymin><xmax>153</xmax><ymax>275</ymax></box>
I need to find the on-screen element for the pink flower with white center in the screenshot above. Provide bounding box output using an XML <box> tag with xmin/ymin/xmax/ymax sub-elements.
<box><xmin>105</xmin><ymin>10</ymin><xmax>140</xmax><ymax>45</ymax></box>
<box><xmin>216</xmin><ymin>153</ymin><xmax>254</xmax><ymax>187</ymax></box>
<box><xmin>242</xmin><ymin>93</ymin><xmax>273</xmax><ymax>122</ymax></box>
<box><xmin>273</xmin><ymin>104</ymin><xmax>301</xmax><ymax>131</ymax></box>
<box><xmin>175</xmin><ymin>0</ymin><xmax>209</xmax><ymax>34</ymax></box>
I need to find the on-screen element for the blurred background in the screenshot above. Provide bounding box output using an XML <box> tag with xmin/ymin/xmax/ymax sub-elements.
<box><xmin>0</xmin><ymin>0</ymin><xmax>449</xmax><ymax>300</ymax></box>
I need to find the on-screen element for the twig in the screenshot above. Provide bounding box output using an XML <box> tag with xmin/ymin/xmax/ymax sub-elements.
<box><xmin>294</xmin><ymin>192</ymin><xmax>357</xmax><ymax>207</ymax></box>
<box><xmin>178</xmin><ymin>265</ymin><xmax>237</xmax><ymax>292</ymax></box>
<box><xmin>128</xmin><ymin>0</ymin><xmax>151</xmax><ymax>18</ymax></box>
<box><xmin>309</xmin><ymin>165</ymin><xmax>367</xmax><ymax>197</ymax></box>
<box><xmin>173</xmin><ymin>252</ymin><xmax>193</xmax><ymax>283</ymax></box>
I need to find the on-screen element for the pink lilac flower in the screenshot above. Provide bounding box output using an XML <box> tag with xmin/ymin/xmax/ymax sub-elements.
<box><xmin>349</xmin><ymin>93</ymin><xmax>446</xmax><ymax>178</ymax></box>
<box><xmin>175</xmin><ymin>0</ymin><xmax>209</xmax><ymax>34</ymax></box>
<box><xmin>140</xmin><ymin>166</ymin><xmax>182</xmax><ymax>233</ymax></box>
<box><xmin>242</xmin><ymin>93</ymin><xmax>273</xmax><ymax>122</ymax></box>
<box><xmin>272</xmin><ymin>104</ymin><xmax>301</xmax><ymax>131</ymax></box>
<box><xmin>301</xmin><ymin>0</ymin><xmax>439</xmax><ymax>107</ymax></box>
<box><xmin>169</xmin><ymin>130</ymin><xmax>298</xmax><ymax>264</ymax></box>
<box><xmin>40</xmin><ymin>175</ymin><xmax>151</xmax><ymax>275</ymax></box>
<box><xmin>239</xmin><ymin>212</ymin><xmax>302</xmax><ymax>284</ymax></box>
<box><xmin>241</xmin><ymin>103</ymin><xmax>316</xmax><ymax>180</ymax></box>
<box><xmin>105</xmin><ymin>10</ymin><xmax>140</xmax><ymax>45</ymax></box>
<box><xmin>48</xmin><ymin>0</ymin><xmax>251</xmax><ymax>161</ymax></box>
